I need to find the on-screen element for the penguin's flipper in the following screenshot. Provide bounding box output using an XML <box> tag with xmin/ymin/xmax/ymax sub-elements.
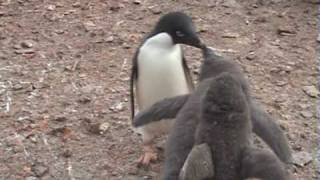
<box><xmin>182</xmin><ymin>55</ymin><xmax>195</xmax><ymax>91</ymax></box>
<box><xmin>250</xmin><ymin>100</ymin><xmax>293</xmax><ymax>164</ymax></box>
<box><xmin>133</xmin><ymin>94</ymin><xmax>190</xmax><ymax>127</ymax></box>
<box><xmin>240</xmin><ymin>147</ymin><xmax>290</xmax><ymax>180</ymax></box>
<box><xmin>130</xmin><ymin>50</ymin><xmax>139</xmax><ymax>122</ymax></box>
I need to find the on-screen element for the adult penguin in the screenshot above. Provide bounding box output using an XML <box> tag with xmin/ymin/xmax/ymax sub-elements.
<box><xmin>130</xmin><ymin>12</ymin><xmax>203</xmax><ymax>165</ymax></box>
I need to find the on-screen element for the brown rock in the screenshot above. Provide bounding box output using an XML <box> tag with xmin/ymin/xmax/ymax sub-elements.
<box><xmin>133</xmin><ymin>0</ymin><xmax>142</xmax><ymax>5</ymax></box>
<box><xmin>277</xmin><ymin>26</ymin><xmax>296</xmax><ymax>36</ymax></box>
<box><xmin>302</xmin><ymin>85</ymin><xmax>319</xmax><ymax>98</ymax></box>
<box><xmin>21</xmin><ymin>40</ymin><xmax>34</xmax><ymax>48</ymax></box>
<box><xmin>32</xmin><ymin>164</ymin><xmax>49</xmax><ymax>177</ymax></box>
<box><xmin>222</xmin><ymin>32</ymin><xmax>239</xmax><ymax>38</ymax></box>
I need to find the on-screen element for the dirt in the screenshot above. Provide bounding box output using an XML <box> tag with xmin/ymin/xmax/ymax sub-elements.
<box><xmin>0</xmin><ymin>0</ymin><xmax>318</xmax><ymax>179</ymax></box>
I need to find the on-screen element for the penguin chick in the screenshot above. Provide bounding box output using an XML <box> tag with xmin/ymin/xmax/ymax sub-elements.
<box><xmin>180</xmin><ymin>73</ymin><xmax>289</xmax><ymax>180</ymax></box>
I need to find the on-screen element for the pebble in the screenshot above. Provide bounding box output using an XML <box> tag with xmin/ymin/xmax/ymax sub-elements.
<box><xmin>47</xmin><ymin>4</ymin><xmax>56</xmax><ymax>11</ymax></box>
<box><xmin>133</xmin><ymin>0</ymin><xmax>142</xmax><ymax>5</ymax></box>
<box><xmin>277</xmin><ymin>26</ymin><xmax>296</xmax><ymax>36</ymax></box>
<box><xmin>62</xmin><ymin>149</ymin><xmax>72</xmax><ymax>158</ymax></box>
<box><xmin>54</xmin><ymin>116</ymin><xmax>68</xmax><ymax>122</ymax></box>
<box><xmin>14</xmin><ymin>49</ymin><xmax>35</xmax><ymax>54</ymax></box>
<box><xmin>26</xmin><ymin>176</ymin><xmax>38</xmax><ymax>180</ymax></box>
<box><xmin>300</xmin><ymin>111</ymin><xmax>313</xmax><ymax>118</ymax></box>
<box><xmin>29</xmin><ymin>135</ymin><xmax>37</xmax><ymax>143</ymax></box>
<box><xmin>222</xmin><ymin>32</ymin><xmax>239</xmax><ymax>38</ymax></box>
<box><xmin>302</xmin><ymin>85</ymin><xmax>319</xmax><ymax>98</ymax></box>
<box><xmin>105</xmin><ymin>36</ymin><xmax>114</xmax><ymax>43</ymax></box>
<box><xmin>21</xmin><ymin>40</ymin><xmax>34</xmax><ymax>48</ymax></box>
<box><xmin>148</xmin><ymin>6</ymin><xmax>162</xmax><ymax>14</ymax></box>
<box><xmin>109</xmin><ymin>2</ymin><xmax>124</xmax><ymax>11</ymax></box>
<box><xmin>12</xmin><ymin>83</ymin><xmax>23</xmax><ymax>90</ymax></box>
<box><xmin>110</xmin><ymin>102</ymin><xmax>125</xmax><ymax>112</ymax></box>
<box><xmin>246</xmin><ymin>51</ymin><xmax>256</xmax><ymax>60</ymax></box>
<box><xmin>293</xmin><ymin>151</ymin><xmax>313</xmax><ymax>167</ymax></box>
<box><xmin>32</xmin><ymin>164</ymin><xmax>49</xmax><ymax>177</ymax></box>
<box><xmin>83</xmin><ymin>21</ymin><xmax>96</xmax><ymax>32</ymax></box>
<box><xmin>221</xmin><ymin>0</ymin><xmax>240</xmax><ymax>8</ymax></box>
<box><xmin>0</xmin><ymin>11</ymin><xmax>5</xmax><ymax>17</ymax></box>
<box><xmin>317</xmin><ymin>34</ymin><xmax>320</xmax><ymax>43</ymax></box>
<box><xmin>275</xmin><ymin>80</ymin><xmax>287</xmax><ymax>87</ymax></box>
<box><xmin>72</xmin><ymin>2</ymin><xmax>81</xmax><ymax>8</ymax></box>
<box><xmin>198</xmin><ymin>24</ymin><xmax>210</xmax><ymax>33</ymax></box>
<box><xmin>99</xmin><ymin>122</ymin><xmax>110</xmax><ymax>134</ymax></box>
<box><xmin>78</xmin><ymin>95</ymin><xmax>91</xmax><ymax>104</ymax></box>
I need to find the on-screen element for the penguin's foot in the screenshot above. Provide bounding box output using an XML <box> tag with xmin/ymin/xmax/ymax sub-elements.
<box><xmin>137</xmin><ymin>144</ymin><xmax>158</xmax><ymax>167</ymax></box>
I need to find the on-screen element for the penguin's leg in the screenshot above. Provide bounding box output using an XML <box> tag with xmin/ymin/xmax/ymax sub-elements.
<box><xmin>133</xmin><ymin>94</ymin><xmax>190</xmax><ymax>127</ymax></box>
<box><xmin>250</xmin><ymin>99</ymin><xmax>293</xmax><ymax>164</ymax></box>
<box><xmin>240</xmin><ymin>147</ymin><xmax>290</xmax><ymax>180</ymax></box>
<box><xmin>137</xmin><ymin>130</ymin><xmax>158</xmax><ymax>166</ymax></box>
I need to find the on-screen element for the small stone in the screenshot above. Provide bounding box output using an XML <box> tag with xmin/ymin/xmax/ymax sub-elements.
<box><xmin>13</xmin><ymin>44</ymin><xmax>21</xmax><ymax>49</ymax></box>
<box><xmin>133</xmin><ymin>0</ymin><xmax>142</xmax><ymax>5</ymax></box>
<box><xmin>32</xmin><ymin>164</ymin><xmax>49</xmax><ymax>177</ymax></box>
<box><xmin>105</xmin><ymin>36</ymin><xmax>114</xmax><ymax>43</ymax></box>
<box><xmin>56</xmin><ymin>2</ymin><xmax>64</xmax><ymax>7</ymax></box>
<box><xmin>122</xmin><ymin>43</ymin><xmax>131</xmax><ymax>49</ymax></box>
<box><xmin>277</xmin><ymin>26</ymin><xmax>296</xmax><ymax>36</ymax></box>
<box><xmin>99</xmin><ymin>122</ymin><xmax>110</xmax><ymax>134</ymax></box>
<box><xmin>83</xmin><ymin>21</ymin><xmax>96</xmax><ymax>32</ymax></box>
<box><xmin>26</xmin><ymin>176</ymin><xmax>38</xmax><ymax>180</ymax></box>
<box><xmin>221</xmin><ymin>0</ymin><xmax>240</xmax><ymax>8</ymax></box>
<box><xmin>302</xmin><ymin>85</ymin><xmax>319</xmax><ymax>98</ymax></box>
<box><xmin>148</xmin><ymin>6</ymin><xmax>162</xmax><ymax>14</ymax></box>
<box><xmin>198</xmin><ymin>24</ymin><xmax>210</xmax><ymax>33</ymax></box>
<box><xmin>54</xmin><ymin>116</ymin><xmax>68</xmax><ymax>122</ymax></box>
<box><xmin>109</xmin><ymin>2</ymin><xmax>124</xmax><ymax>11</ymax></box>
<box><xmin>55</xmin><ymin>29</ymin><xmax>65</xmax><ymax>34</ymax></box>
<box><xmin>293</xmin><ymin>151</ymin><xmax>313</xmax><ymax>167</ymax></box>
<box><xmin>72</xmin><ymin>2</ymin><xmax>81</xmax><ymax>8</ymax></box>
<box><xmin>110</xmin><ymin>102</ymin><xmax>125</xmax><ymax>112</ymax></box>
<box><xmin>254</xmin><ymin>16</ymin><xmax>267</xmax><ymax>23</ymax></box>
<box><xmin>222</xmin><ymin>32</ymin><xmax>239</xmax><ymax>38</ymax></box>
<box><xmin>14</xmin><ymin>49</ymin><xmax>35</xmax><ymax>54</ymax></box>
<box><xmin>87</xmin><ymin>123</ymin><xmax>100</xmax><ymax>134</ymax></box>
<box><xmin>317</xmin><ymin>34</ymin><xmax>320</xmax><ymax>43</ymax></box>
<box><xmin>0</xmin><ymin>11</ymin><xmax>6</xmax><ymax>17</ymax></box>
<box><xmin>275</xmin><ymin>80</ymin><xmax>288</xmax><ymax>87</ymax></box>
<box><xmin>307</xmin><ymin>0</ymin><xmax>320</xmax><ymax>4</ymax></box>
<box><xmin>78</xmin><ymin>96</ymin><xmax>91</xmax><ymax>104</ymax></box>
<box><xmin>21</xmin><ymin>40</ymin><xmax>34</xmax><ymax>48</ymax></box>
<box><xmin>300</xmin><ymin>111</ymin><xmax>313</xmax><ymax>118</ymax></box>
<box><xmin>12</xmin><ymin>83</ymin><xmax>23</xmax><ymax>90</ymax></box>
<box><xmin>29</xmin><ymin>135</ymin><xmax>37</xmax><ymax>143</ymax></box>
<box><xmin>62</xmin><ymin>149</ymin><xmax>72</xmax><ymax>157</ymax></box>
<box><xmin>246</xmin><ymin>51</ymin><xmax>256</xmax><ymax>60</ymax></box>
<box><xmin>47</xmin><ymin>4</ymin><xmax>56</xmax><ymax>11</ymax></box>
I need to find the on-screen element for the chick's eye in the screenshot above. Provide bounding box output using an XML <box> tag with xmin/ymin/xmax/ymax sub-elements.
<box><xmin>175</xmin><ymin>31</ymin><xmax>185</xmax><ymax>37</ymax></box>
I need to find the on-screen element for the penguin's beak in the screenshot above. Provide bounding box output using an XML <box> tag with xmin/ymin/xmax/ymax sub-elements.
<box><xmin>185</xmin><ymin>36</ymin><xmax>204</xmax><ymax>49</ymax></box>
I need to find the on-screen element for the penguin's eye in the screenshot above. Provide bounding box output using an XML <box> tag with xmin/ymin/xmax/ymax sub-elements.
<box><xmin>175</xmin><ymin>31</ymin><xmax>185</xmax><ymax>37</ymax></box>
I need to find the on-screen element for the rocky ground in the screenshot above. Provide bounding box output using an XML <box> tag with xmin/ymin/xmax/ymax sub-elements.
<box><xmin>0</xmin><ymin>0</ymin><xmax>318</xmax><ymax>179</ymax></box>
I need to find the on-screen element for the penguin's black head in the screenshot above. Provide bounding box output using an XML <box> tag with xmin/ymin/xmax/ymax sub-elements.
<box><xmin>152</xmin><ymin>12</ymin><xmax>203</xmax><ymax>48</ymax></box>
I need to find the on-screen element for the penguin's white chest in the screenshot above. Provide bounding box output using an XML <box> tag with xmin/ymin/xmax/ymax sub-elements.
<box><xmin>136</xmin><ymin>33</ymin><xmax>190</xmax><ymax>109</ymax></box>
